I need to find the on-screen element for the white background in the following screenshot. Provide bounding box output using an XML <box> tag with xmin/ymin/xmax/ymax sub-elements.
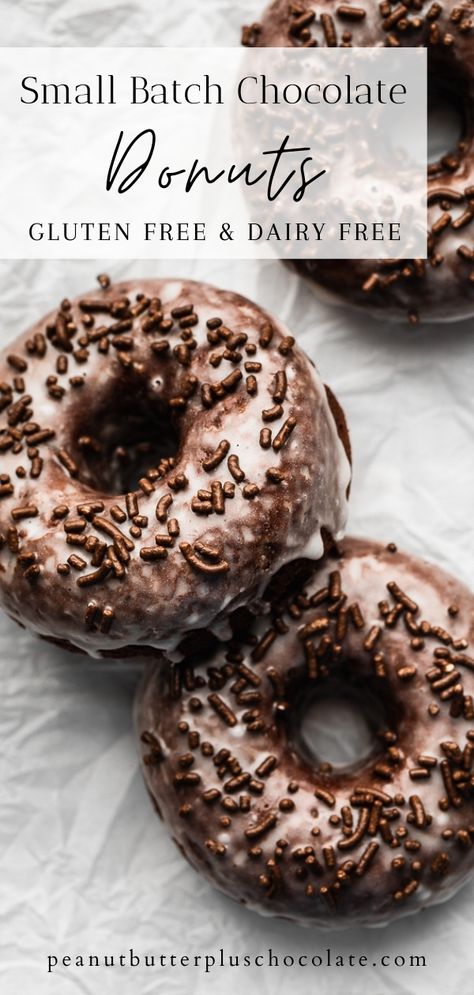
<box><xmin>0</xmin><ymin>3</ymin><xmax>473</xmax><ymax>995</ymax></box>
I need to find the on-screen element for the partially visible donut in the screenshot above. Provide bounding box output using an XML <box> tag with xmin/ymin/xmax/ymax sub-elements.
<box><xmin>243</xmin><ymin>2</ymin><xmax>474</xmax><ymax>324</ymax></box>
<box><xmin>137</xmin><ymin>537</ymin><xmax>474</xmax><ymax>927</ymax></box>
<box><xmin>0</xmin><ymin>277</ymin><xmax>350</xmax><ymax>656</ymax></box>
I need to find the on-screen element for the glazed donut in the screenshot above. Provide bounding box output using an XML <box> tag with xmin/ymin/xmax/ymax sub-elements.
<box><xmin>243</xmin><ymin>2</ymin><xmax>474</xmax><ymax>324</ymax></box>
<box><xmin>0</xmin><ymin>276</ymin><xmax>350</xmax><ymax>657</ymax></box>
<box><xmin>137</xmin><ymin>537</ymin><xmax>474</xmax><ymax>927</ymax></box>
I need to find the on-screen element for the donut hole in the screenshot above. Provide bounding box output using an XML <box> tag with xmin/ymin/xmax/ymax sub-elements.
<box><xmin>70</xmin><ymin>375</ymin><xmax>181</xmax><ymax>495</ymax></box>
<box><xmin>428</xmin><ymin>83</ymin><xmax>464</xmax><ymax>164</ymax></box>
<box><xmin>295</xmin><ymin>679</ymin><xmax>390</xmax><ymax>774</ymax></box>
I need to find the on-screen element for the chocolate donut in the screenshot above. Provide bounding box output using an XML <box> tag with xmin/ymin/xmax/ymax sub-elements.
<box><xmin>137</xmin><ymin>538</ymin><xmax>474</xmax><ymax>926</ymax></box>
<box><xmin>243</xmin><ymin>2</ymin><xmax>474</xmax><ymax>324</ymax></box>
<box><xmin>0</xmin><ymin>276</ymin><xmax>350</xmax><ymax>656</ymax></box>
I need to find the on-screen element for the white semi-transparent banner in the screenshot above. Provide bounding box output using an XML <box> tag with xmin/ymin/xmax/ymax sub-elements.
<box><xmin>0</xmin><ymin>47</ymin><xmax>427</xmax><ymax>260</ymax></box>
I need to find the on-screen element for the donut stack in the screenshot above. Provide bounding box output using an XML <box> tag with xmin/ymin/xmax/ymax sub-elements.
<box><xmin>1</xmin><ymin>274</ymin><xmax>473</xmax><ymax>928</ymax></box>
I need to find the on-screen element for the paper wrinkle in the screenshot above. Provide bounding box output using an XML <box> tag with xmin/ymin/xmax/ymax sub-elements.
<box><xmin>1</xmin><ymin>3</ymin><xmax>474</xmax><ymax>995</ymax></box>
